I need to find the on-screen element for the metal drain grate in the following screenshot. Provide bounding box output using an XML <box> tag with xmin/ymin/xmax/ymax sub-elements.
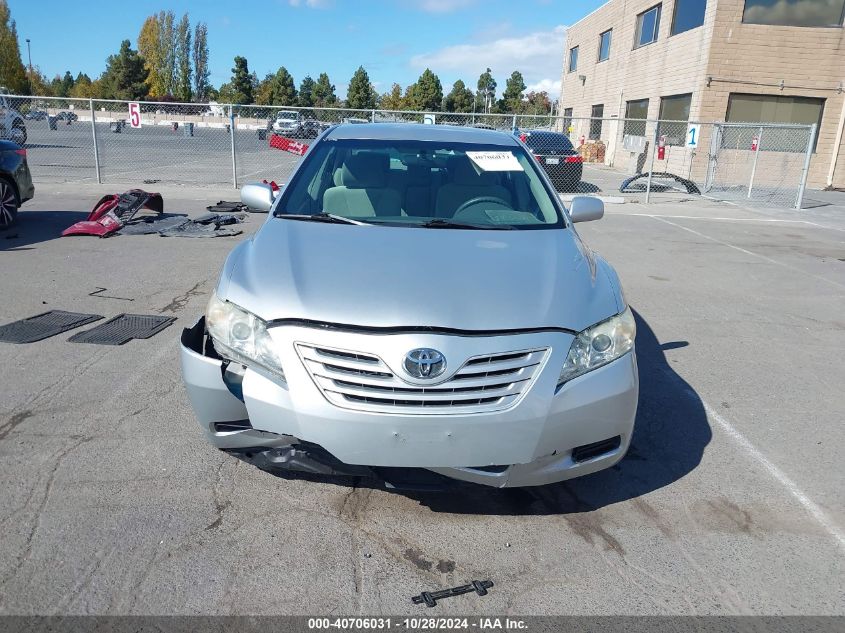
<box><xmin>68</xmin><ymin>314</ymin><xmax>176</xmax><ymax>345</ymax></box>
<box><xmin>0</xmin><ymin>311</ymin><xmax>103</xmax><ymax>344</ymax></box>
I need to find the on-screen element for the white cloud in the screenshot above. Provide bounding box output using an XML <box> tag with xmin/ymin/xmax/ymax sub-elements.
<box><xmin>289</xmin><ymin>0</ymin><xmax>333</xmax><ymax>8</ymax></box>
<box><xmin>411</xmin><ymin>0</ymin><xmax>478</xmax><ymax>13</ymax></box>
<box><xmin>526</xmin><ymin>78</ymin><xmax>561</xmax><ymax>96</ymax></box>
<box><xmin>410</xmin><ymin>25</ymin><xmax>567</xmax><ymax>97</ymax></box>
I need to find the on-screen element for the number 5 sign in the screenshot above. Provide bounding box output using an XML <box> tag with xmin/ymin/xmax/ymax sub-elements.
<box><xmin>128</xmin><ymin>102</ymin><xmax>142</xmax><ymax>128</ymax></box>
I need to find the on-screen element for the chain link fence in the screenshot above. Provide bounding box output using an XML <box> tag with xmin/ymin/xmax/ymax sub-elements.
<box><xmin>3</xmin><ymin>94</ymin><xmax>815</xmax><ymax>209</ymax></box>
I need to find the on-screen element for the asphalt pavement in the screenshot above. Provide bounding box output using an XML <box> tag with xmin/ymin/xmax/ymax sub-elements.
<box><xmin>0</xmin><ymin>182</ymin><xmax>843</xmax><ymax>615</ymax></box>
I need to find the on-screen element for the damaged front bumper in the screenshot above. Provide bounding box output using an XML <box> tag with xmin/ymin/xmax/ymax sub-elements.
<box><xmin>180</xmin><ymin>317</ymin><xmax>638</xmax><ymax>488</ymax></box>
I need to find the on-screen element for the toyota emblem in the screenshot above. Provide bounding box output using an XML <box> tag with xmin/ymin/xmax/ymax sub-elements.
<box><xmin>403</xmin><ymin>348</ymin><xmax>446</xmax><ymax>379</ymax></box>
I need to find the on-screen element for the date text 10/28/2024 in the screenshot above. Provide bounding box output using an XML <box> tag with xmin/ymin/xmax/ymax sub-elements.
<box><xmin>307</xmin><ymin>617</ymin><xmax>529</xmax><ymax>630</ymax></box>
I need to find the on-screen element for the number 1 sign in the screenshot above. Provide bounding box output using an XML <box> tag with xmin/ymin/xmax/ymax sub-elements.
<box><xmin>128</xmin><ymin>102</ymin><xmax>141</xmax><ymax>128</ymax></box>
<box><xmin>687</xmin><ymin>124</ymin><xmax>700</xmax><ymax>148</ymax></box>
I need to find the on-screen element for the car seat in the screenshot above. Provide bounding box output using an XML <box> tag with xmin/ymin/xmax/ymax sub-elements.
<box><xmin>323</xmin><ymin>152</ymin><xmax>402</xmax><ymax>217</ymax></box>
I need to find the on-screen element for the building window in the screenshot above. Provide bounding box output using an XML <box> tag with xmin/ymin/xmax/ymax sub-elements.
<box><xmin>590</xmin><ymin>104</ymin><xmax>604</xmax><ymax>139</ymax></box>
<box><xmin>726</xmin><ymin>93</ymin><xmax>825</xmax><ymax>150</ymax></box>
<box><xmin>568</xmin><ymin>46</ymin><xmax>579</xmax><ymax>72</ymax></box>
<box><xmin>563</xmin><ymin>108</ymin><xmax>574</xmax><ymax>135</ymax></box>
<box><xmin>672</xmin><ymin>0</ymin><xmax>707</xmax><ymax>35</ymax></box>
<box><xmin>742</xmin><ymin>0</ymin><xmax>845</xmax><ymax>27</ymax></box>
<box><xmin>624</xmin><ymin>99</ymin><xmax>649</xmax><ymax>136</ymax></box>
<box><xmin>635</xmin><ymin>5</ymin><xmax>662</xmax><ymax>48</ymax></box>
<box><xmin>598</xmin><ymin>29</ymin><xmax>612</xmax><ymax>61</ymax></box>
<box><xmin>658</xmin><ymin>93</ymin><xmax>692</xmax><ymax>145</ymax></box>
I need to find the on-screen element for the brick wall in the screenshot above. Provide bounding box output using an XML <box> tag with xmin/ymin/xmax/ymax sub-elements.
<box><xmin>560</xmin><ymin>0</ymin><xmax>845</xmax><ymax>188</ymax></box>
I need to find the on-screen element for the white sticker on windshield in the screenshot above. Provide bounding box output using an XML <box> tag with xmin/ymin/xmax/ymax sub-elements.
<box><xmin>466</xmin><ymin>151</ymin><xmax>524</xmax><ymax>172</ymax></box>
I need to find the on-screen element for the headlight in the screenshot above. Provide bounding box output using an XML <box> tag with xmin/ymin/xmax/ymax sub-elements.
<box><xmin>558</xmin><ymin>307</ymin><xmax>635</xmax><ymax>385</ymax></box>
<box><xmin>206</xmin><ymin>292</ymin><xmax>285</xmax><ymax>379</ymax></box>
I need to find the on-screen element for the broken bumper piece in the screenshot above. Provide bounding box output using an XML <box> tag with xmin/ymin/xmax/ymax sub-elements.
<box><xmin>180</xmin><ymin>317</ymin><xmax>638</xmax><ymax>488</ymax></box>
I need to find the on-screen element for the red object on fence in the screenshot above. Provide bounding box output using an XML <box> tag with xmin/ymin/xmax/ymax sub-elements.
<box><xmin>751</xmin><ymin>136</ymin><xmax>759</xmax><ymax>151</ymax></box>
<box><xmin>269</xmin><ymin>134</ymin><xmax>309</xmax><ymax>156</ymax></box>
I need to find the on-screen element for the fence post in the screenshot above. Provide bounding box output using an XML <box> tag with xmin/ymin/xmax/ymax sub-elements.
<box><xmin>645</xmin><ymin>122</ymin><xmax>659</xmax><ymax>204</ymax></box>
<box><xmin>89</xmin><ymin>98</ymin><xmax>101</xmax><ymax>184</ymax></box>
<box><xmin>795</xmin><ymin>123</ymin><xmax>817</xmax><ymax>210</ymax></box>
<box><xmin>747</xmin><ymin>125</ymin><xmax>763</xmax><ymax>199</ymax></box>
<box><xmin>371</xmin><ymin>108</ymin><xmax>376</xmax><ymax>123</ymax></box>
<box><xmin>512</xmin><ymin>114</ymin><xmax>517</xmax><ymax>133</ymax></box>
<box><xmin>229</xmin><ymin>105</ymin><xmax>238</xmax><ymax>189</ymax></box>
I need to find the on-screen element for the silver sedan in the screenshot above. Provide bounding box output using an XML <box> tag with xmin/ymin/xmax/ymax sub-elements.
<box><xmin>180</xmin><ymin>123</ymin><xmax>637</xmax><ymax>488</ymax></box>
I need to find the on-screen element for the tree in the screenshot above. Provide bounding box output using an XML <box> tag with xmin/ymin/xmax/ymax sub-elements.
<box><xmin>313</xmin><ymin>72</ymin><xmax>337</xmax><ymax>107</ymax></box>
<box><xmin>270</xmin><ymin>66</ymin><xmax>297</xmax><ymax>106</ymax></box>
<box><xmin>378</xmin><ymin>83</ymin><xmax>406</xmax><ymax>111</ymax></box>
<box><xmin>346</xmin><ymin>66</ymin><xmax>376</xmax><ymax>110</ymax></box>
<box><xmin>220</xmin><ymin>56</ymin><xmax>252</xmax><ymax>104</ymax></box>
<box><xmin>138</xmin><ymin>15</ymin><xmax>164</xmax><ymax>96</ymax></box>
<box><xmin>26</xmin><ymin>66</ymin><xmax>51</xmax><ymax>96</ymax></box>
<box><xmin>502</xmin><ymin>70</ymin><xmax>526</xmax><ymax>113</ymax></box>
<box><xmin>523</xmin><ymin>90</ymin><xmax>551</xmax><ymax>115</ymax></box>
<box><xmin>0</xmin><ymin>1</ymin><xmax>27</xmax><ymax>93</ymax></box>
<box><xmin>50</xmin><ymin>71</ymin><xmax>75</xmax><ymax>97</ymax></box>
<box><xmin>254</xmin><ymin>73</ymin><xmax>274</xmax><ymax>106</ymax></box>
<box><xmin>476</xmin><ymin>67</ymin><xmax>496</xmax><ymax>113</ymax></box>
<box><xmin>298</xmin><ymin>75</ymin><xmax>315</xmax><ymax>107</ymax></box>
<box><xmin>407</xmin><ymin>68</ymin><xmax>442</xmax><ymax>111</ymax></box>
<box><xmin>192</xmin><ymin>22</ymin><xmax>210</xmax><ymax>101</ymax></box>
<box><xmin>69</xmin><ymin>73</ymin><xmax>95</xmax><ymax>99</ymax></box>
<box><xmin>175</xmin><ymin>13</ymin><xmax>192</xmax><ymax>101</ymax></box>
<box><xmin>99</xmin><ymin>40</ymin><xmax>148</xmax><ymax>100</ymax></box>
<box><xmin>443</xmin><ymin>79</ymin><xmax>474</xmax><ymax>113</ymax></box>
<box><xmin>159</xmin><ymin>10</ymin><xmax>176</xmax><ymax>94</ymax></box>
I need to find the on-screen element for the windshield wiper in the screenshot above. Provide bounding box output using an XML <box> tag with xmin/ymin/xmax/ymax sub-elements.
<box><xmin>419</xmin><ymin>218</ymin><xmax>514</xmax><ymax>230</ymax></box>
<box><xmin>276</xmin><ymin>213</ymin><xmax>369</xmax><ymax>225</ymax></box>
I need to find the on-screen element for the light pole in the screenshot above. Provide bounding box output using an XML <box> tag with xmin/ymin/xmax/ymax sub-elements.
<box><xmin>25</xmin><ymin>39</ymin><xmax>33</xmax><ymax>93</ymax></box>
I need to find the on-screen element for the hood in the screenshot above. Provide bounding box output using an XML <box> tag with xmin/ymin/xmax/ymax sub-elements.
<box><xmin>221</xmin><ymin>220</ymin><xmax>621</xmax><ymax>333</ymax></box>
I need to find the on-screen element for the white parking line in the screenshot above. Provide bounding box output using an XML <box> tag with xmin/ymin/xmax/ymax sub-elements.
<box><xmin>648</xmin><ymin>215</ymin><xmax>845</xmax><ymax>291</ymax></box>
<box><xmin>699</xmin><ymin>397</ymin><xmax>845</xmax><ymax>553</ymax></box>
<box><xmin>613</xmin><ymin>212</ymin><xmax>845</xmax><ymax>233</ymax></box>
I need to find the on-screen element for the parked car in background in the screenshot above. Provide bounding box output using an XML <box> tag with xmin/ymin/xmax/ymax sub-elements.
<box><xmin>24</xmin><ymin>109</ymin><xmax>47</xmax><ymax>121</ymax></box>
<box><xmin>0</xmin><ymin>140</ymin><xmax>35</xmax><ymax>230</ymax></box>
<box><xmin>56</xmin><ymin>111</ymin><xmax>78</xmax><ymax>122</ymax></box>
<box><xmin>299</xmin><ymin>118</ymin><xmax>331</xmax><ymax>138</ymax></box>
<box><xmin>0</xmin><ymin>91</ymin><xmax>27</xmax><ymax>145</ymax></box>
<box><xmin>340</xmin><ymin>117</ymin><xmax>369</xmax><ymax>125</ymax></box>
<box><xmin>180</xmin><ymin>123</ymin><xmax>637</xmax><ymax>489</ymax></box>
<box><xmin>519</xmin><ymin>130</ymin><xmax>583</xmax><ymax>192</ymax></box>
<box><xmin>272</xmin><ymin>110</ymin><xmax>302</xmax><ymax>135</ymax></box>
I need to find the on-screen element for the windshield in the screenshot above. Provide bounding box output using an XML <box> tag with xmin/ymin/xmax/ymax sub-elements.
<box><xmin>277</xmin><ymin>112</ymin><xmax>298</xmax><ymax>120</ymax></box>
<box><xmin>275</xmin><ymin>138</ymin><xmax>565</xmax><ymax>230</ymax></box>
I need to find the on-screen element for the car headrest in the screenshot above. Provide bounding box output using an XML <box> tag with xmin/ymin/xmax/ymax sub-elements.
<box><xmin>405</xmin><ymin>163</ymin><xmax>431</xmax><ymax>187</ymax></box>
<box><xmin>449</xmin><ymin>155</ymin><xmax>500</xmax><ymax>186</ymax></box>
<box><xmin>339</xmin><ymin>152</ymin><xmax>388</xmax><ymax>188</ymax></box>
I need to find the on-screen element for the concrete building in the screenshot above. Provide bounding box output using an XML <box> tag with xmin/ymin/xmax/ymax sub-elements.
<box><xmin>559</xmin><ymin>0</ymin><xmax>845</xmax><ymax>189</ymax></box>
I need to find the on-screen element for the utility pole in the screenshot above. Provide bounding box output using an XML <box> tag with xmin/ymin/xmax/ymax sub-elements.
<box><xmin>25</xmin><ymin>39</ymin><xmax>33</xmax><ymax>93</ymax></box>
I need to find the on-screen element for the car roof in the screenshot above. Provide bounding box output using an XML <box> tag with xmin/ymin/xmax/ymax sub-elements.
<box><xmin>524</xmin><ymin>130</ymin><xmax>569</xmax><ymax>138</ymax></box>
<box><xmin>324</xmin><ymin>122</ymin><xmax>521</xmax><ymax>146</ymax></box>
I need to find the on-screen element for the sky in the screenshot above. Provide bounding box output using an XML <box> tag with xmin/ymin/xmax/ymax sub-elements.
<box><xmin>9</xmin><ymin>0</ymin><xmax>606</xmax><ymax>100</ymax></box>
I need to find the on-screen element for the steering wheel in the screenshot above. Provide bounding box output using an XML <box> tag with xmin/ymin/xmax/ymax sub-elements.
<box><xmin>453</xmin><ymin>196</ymin><xmax>511</xmax><ymax>217</ymax></box>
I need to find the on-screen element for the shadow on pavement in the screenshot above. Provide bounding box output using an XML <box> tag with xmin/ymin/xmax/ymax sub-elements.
<box><xmin>262</xmin><ymin>310</ymin><xmax>712</xmax><ymax>514</ymax></box>
<box><xmin>0</xmin><ymin>210</ymin><xmax>90</xmax><ymax>251</ymax></box>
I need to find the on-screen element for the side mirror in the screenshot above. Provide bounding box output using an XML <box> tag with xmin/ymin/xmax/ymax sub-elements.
<box><xmin>569</xmin><ymin>196</ymin><xmax>604</xmax><ymax>223</ymax></box>
<box><xmin>240</xmin><ymin>182</ymin><xmax>276</xmax><ymax>212</ymax></box>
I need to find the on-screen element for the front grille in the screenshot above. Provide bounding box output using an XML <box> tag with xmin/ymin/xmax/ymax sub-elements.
<box><xmin>297</xmin><ymin>344</ymin><xmax>548</xmax><ymax>414</ymax></box>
